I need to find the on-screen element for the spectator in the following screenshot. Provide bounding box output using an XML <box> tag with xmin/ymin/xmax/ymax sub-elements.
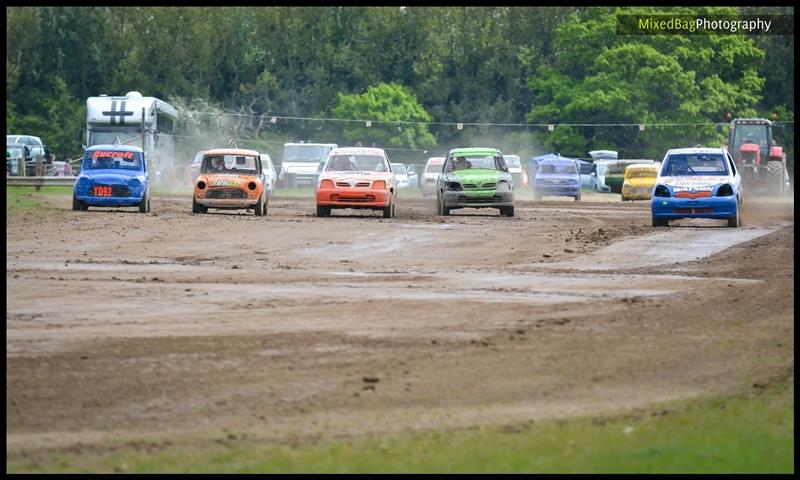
<box><xmin>63</xmin><ymin>156</ymin><xmax>73</xmax><ymax>176</ymax></box>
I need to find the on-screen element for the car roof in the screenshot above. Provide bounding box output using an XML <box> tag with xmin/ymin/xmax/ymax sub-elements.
<box><xmin>426</xmin><ymin>157</ymin><xmax>444</xmax><ymax>163</ymax></box>
<box><xmin>666</xmin><ymin>147</ymin><xmax>726</xmax><ymax>155</ymax></box>
<box><xmin>626</xmin><ymin>163</ymin><xmax>660</xmax><ymax>170</ymax></box>
<box><xmin>330</xmin><ymin>147</ymin><xmax>386</xmax><ymax>156</ymax></box>
<box><xmin>204</xmin><ymin>148</ymin><xmax>260</xmax><ymax>157</ymax></box>
<box><xmin>86</xmin><ymin>144</ymin><xmax>144</xmax><ymax>153</ymax></box>
<box><xmin>448</xmin><ymin>147</ymin><xmax>502</xmax><ymax>156</ymax></box>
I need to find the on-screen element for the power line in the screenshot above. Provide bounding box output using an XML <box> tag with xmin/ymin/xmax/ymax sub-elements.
<box><xmin>180</xmin><ymin>109</ymin><xmax>795</xmax><ymax>128</ymax></box>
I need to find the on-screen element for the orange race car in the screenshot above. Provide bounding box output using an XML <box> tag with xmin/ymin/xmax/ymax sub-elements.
<box><xmin>192</xmin><ymin>148</ymin><xmax>268</xmax><ymax>216</ymax></box>
<box><xmin>315</xmin><ymin>147</ymin><xmax>398</xmax><ymax>218</ymax></box>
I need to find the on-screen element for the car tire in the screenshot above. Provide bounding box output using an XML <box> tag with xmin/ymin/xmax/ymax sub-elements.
<box><xmin>575</xmin><ymin>193</ymin><xmax>581</xmax><ymax>202</ymax></box>
<box><xmin>727</xmin><ymin>208</ymin><xmax>740</xmax><ymax>228</ymax></box>
<box><xmin>383</xmin><ymin>200</ymin><xmax>393</xmax><ymax>218</ymax></box>
<box><xmin>192</xmin><ymin>198</ymin><xmax>207</xmax><ymax>214</ymax></box>
<box><xmin>501</xmin><ymin>206</ymin><xmax>514</xmax><ymax>217</ymax></box>
<box><xmin>254</xmin><ymin>195</ymin><xmax>265</xmax><ymax>216</ymax></box>
<box><xmin>438</xmin><ymin>194</ymin><xmax>450</xmax><ymax>216</ymax></box>
<box><xmin>652</xmin><ymin>217</ymin><xmax>668</xmax><ymax>227</ymax></box>
<box><xmin>316</xmin><ymin>205</ymin><xmax>330</xmax><ymax>217</ymax></box>
<box><xmin>139</xmin><ymin>190</ymin><xmax>150</xmax><ymax>213</ymax></box>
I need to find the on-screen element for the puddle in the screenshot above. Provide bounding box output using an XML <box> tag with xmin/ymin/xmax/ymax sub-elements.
<box><xmin>540</xmin><ymin>226</ymin><xmax>783</xmax><ymax>271</ymax></box>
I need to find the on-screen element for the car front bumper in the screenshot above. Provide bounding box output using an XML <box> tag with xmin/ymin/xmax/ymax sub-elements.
<box><xmin>651</xmin><ymin>196</ymin><xmax>737</xmax><ymax>220</ymax></box>
<box><xmin>442</xmin><ymin>190</ymin><xmax>514</xmax><ymax>208</ymax></box>
<box><xmin>76</xmin><ymin>194</ymin><xmax>144</xmax><ymax>207</ymax></box>
<box><xmin>533</xmin><ymin>184</ymin><xmax>581</xmax><ymax>197</ymax></box>
<box><xmin>317</xmin><ymin>187</ymin><xmax>392</xmax><ymax>208</ymax></box>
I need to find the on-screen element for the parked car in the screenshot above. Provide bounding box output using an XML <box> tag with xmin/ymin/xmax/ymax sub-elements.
<box><xmin>532</xmin><ymin>157</ymin><xmax>582</xmax><ymax>201</ymax></box>
<box><xmin>621</xmin><ymin>163</ymin><xmax>660</xmax><ymax>201</ymax></box>
<box><xmin>406</xmin><ymin>164</ymin><xmax>420</xmax><ymax>189</ymax></box>
<box><xmin>651</xmin><ymin>147</ymin><xmax>742</xmax><ymax>228</ymax></box>
<box><xmin>260</xmin><ymin>153</ymin><xmax>277</xmax><ymax>197</ymax></box>
<box><xmin>6</xmin><ymin>139</ymin><xmax>51</xmax><ymax>176</ymax></box>
<box><xmin>436</xmin><ymin>147</ymin><xmax>515</xmax><ymax>217</ymax></box>
<box><xmin>312</xmin><ymin>158</ymin><xmax>327</xmax><ymax>191</ymax></box>
<box><xmin>502</xmin><ymin>154</ymin><xmax>528</xmax><ymax>188</ymax></box>
<box><xmin>192</xmin><ymin>148</ymin><xmax>268</xmax><ymax>216</ymax></box>
<box><xmin>72</xmin><ymin>145</ymin><xmax>151</xmax><ymax>213</ymax></box>
<box><xmin>421</xmin><ymin>156</ymin><xmax>445</xmax><ymax>197</ymax></box>
<box><xmin>315</xmin><ymin>147</ymin><xmax>398</xmax><ymax>218</ymax></box>
<box><xmin>391</xmin><ymin>163</ymin><xmax>411</xmax><ymax>189</ymax></box>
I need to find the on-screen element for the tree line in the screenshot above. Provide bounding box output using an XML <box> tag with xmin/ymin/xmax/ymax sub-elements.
<box><xmin>6</xmin><ymin>6</ymin><xmax>794</xmax><ymax>165</ymax></box>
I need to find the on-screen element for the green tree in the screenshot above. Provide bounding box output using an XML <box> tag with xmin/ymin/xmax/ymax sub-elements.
<box><xmin>331</xmin><ymin>83</ymin><xmax>436</xmax><ymax>149</ymax></box>
<box><xmin>526</xmin><ymin>6</ymin><xmax>766</xmax><ymax>158</ymax></box>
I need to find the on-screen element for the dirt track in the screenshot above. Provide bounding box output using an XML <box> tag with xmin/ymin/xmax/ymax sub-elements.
<box><xmin>5</xmin><ymin>192</ymin><xmax>794</xmax><ymax>458</ymax></box>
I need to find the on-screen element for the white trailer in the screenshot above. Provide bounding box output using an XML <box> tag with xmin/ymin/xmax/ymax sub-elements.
<box><xmin>86</xmin><ymin>91</ymin><xmax>178</xmax><ymax>184</ymax></box>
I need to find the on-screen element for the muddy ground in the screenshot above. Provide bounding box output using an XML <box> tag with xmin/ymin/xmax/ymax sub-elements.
<box><xmin>5</xmin><ymin>191</ymin><xmax>794</xmax><ymax>461</ymax></box>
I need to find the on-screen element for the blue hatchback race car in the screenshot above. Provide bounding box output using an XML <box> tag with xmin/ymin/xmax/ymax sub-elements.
<box><xmin>73</xmin><ymin>145</ymin><xmax>151</xmax><ymax>213</ymax></box>
<box><xmin>651</xmin><ymin>147</ymin><xmax>742</xmax><ymax>228</ymax></box>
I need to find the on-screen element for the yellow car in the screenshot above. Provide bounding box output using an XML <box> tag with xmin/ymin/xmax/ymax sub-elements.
<box><xmin>621</xmin><ymin>163</ymin><xmax>659</xmax><ymax>201</ymax></box>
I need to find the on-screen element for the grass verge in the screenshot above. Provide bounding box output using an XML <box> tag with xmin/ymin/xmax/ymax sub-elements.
<box><xmin>7</xmin><ymin>379</ymin><xmax>793</xmax><ymax>473</ymax></box>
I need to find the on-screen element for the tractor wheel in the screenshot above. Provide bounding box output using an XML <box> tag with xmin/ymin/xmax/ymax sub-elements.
<box><xmin>766</xmin><ymin>161</ymin><xmax>784</xmax><ymax>196</ymax></box>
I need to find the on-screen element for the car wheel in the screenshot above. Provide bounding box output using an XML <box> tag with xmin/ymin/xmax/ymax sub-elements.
<box><xmin>383</xmin><ymin>200</ymin><xmax>393</xmax><ymax>218</ymax></box>
<box><xmin>501</xmin><ymin>206</ymin><xmax>514</xmax><ymax>217</ymax></box>
<box><xmin>254</xmin><ymin>195</ymin><xmax>265</xmax><ymax>216</ymax></box>
<box><xmin>316</xmin><ymin>205</ymin><xmax>330</xmax><ymax>217</ymax></box>
<box><xmin>72</xmin><ymin>195</ymin><xmax>82</xmax><ymax>211</ymax></box>
<box><xmin>652</xmin><ymin>217</ymin><xmax>668</xmax><ymax>227</ymax></box>
<box><xmin>438</xmin><ymin>194</ymin><xmax>450</xmax><ymax>216</ymax></box>
<box><xmin>139</xmin><ymin>190</ymin><xmax>150</xmax><ymax>213</ymax></box>
<box><xmin>192</xmin><ymin>197</ymin><xmax>206</xmax><ymax>214</ymax></box>
<box><xmin>727</xmin><ymin>208</ymin><xmax>740</xmax><ymax>228</ymax></box>
<box><xmin>575</xmin><ymin>193</ymin><xmax>581</xmax><ymax>202</ymax></box>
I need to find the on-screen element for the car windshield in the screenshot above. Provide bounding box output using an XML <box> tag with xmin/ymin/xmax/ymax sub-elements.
<box><xmin>202</xmin><ymin>154</ymin><xmax>259</xmax><ymax>174</ymax></box>
<box><xmin>503</xmin><ymin>156</ymin><xmax>521</xmax><ymax>168</ymax></box>
<box><xmin>663</xmin><ymin>154</ymin><xmax>728</xmax><ymax>176</ymax></box>
<box><xmin>627</xmin><ymin>170</ymin><xmax>657</xmax><ymax>179</ymax></box>
<box><xmin>446</xmin><ymin>154</ymin><xmax>503</xmax><ymax>172</ymax></box>
<box><xmin>391</xmin><ymin>164</ymin><xmax>407</xmax><ymax>175</ymax></box>
<box><xmin>425</xmin><ymin>160</ymin><xmax>444</xmax><ymax>173</ymax></box>
<box><xmin>539</xmin><ymin>163</ymin><xmax>577</xmax><ymax>174</ymax></box>
<box><xmin>326</xmin><ymin>154</ymin><xmax>388</xmax><ymax>172</ymax></box>
<box><xmin>283</xmin><ymin>145</ymin><xmax>333</xmax><ymax>163</ymax></box>
<box><xmin>82</xmin><ymin>150</ymin><xmax>143</xmax><ymax>171</ymax></box>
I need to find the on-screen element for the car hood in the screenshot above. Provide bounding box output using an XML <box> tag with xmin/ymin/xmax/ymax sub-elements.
<box><xmin>199</xmin><ymin>173</ymin><xmax>260</xmax><ymax>188</ymax></box>
<box><xmin>534</xmin><ymin>173</ymin><xmax>579</xmax><ymax>182</ymax></box>
<box><xmin>446</xmin><ymin>169</ymin><xmax>504</xmax><ymax>184</ymax></box>
<box><xmin>625</xmin><ymin>177</ymin><xmax>657</xmax><ymax>188</ymax></box>
<box><xmin>82</xmin><ymin>169</ymin><xmax>144</xmax><ymax>183</ymax></box>
<box><xmin>660</xmin><ymin>176</ymin><xmax>728</xmax><ymax>191</ymax></box>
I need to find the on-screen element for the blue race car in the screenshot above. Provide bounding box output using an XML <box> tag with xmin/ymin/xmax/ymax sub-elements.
<box><xmin>651</xmin><ymin>147</ymin><xmax>742</xmax><ymax>228</ymax></box>
<box><xmin>73</xmin><ymin>145</ymin><xmax>151</xmax><ymax>213</ymax></box>
<box><xmin>531</xmin><ymin>156</ymin><xmax>582</xmax><ymax>201</ymax></box>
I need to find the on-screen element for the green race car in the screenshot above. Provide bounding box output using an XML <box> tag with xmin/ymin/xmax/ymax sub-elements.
<box><xmin>435</xmin><ymin>147</ymin><xmax>515</xmax><ymax>217</ymax></box>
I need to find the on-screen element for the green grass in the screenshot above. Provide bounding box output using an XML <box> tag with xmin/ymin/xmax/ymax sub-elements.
<box><xmin>5</xmin><ymin>186</ymin><xmax>73</xmax><ymax>215</ymax></box>
<box><xmin>8</xmin><ymin>380</ymin><xmax>793</xmax><ymax>473</ymax></box>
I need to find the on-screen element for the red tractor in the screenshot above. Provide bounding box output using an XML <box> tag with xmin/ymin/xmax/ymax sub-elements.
<box><xmin>726</xmin><ymin>118</ymin><xmax>789</xmax><ymax>196</ymax></box>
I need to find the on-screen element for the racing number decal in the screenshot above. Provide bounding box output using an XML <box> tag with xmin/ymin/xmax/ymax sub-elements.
<box><xmin>93</xmin><ymin>186</ymin><xmax>113</xmax><ymax>197</ymax></box>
